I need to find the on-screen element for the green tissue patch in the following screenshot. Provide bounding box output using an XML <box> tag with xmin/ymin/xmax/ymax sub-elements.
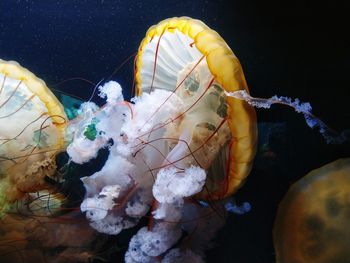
<box><xmin>206</xmin><ymin>123</ymin><xmax>216</xmax><ymax>131</ymax></box>
<box><xmin>33</xmin><ymin>130</ymin><xmax>49</xmax><ymax>148</ymax></box>
<box><xmin>184</xmin><ymin>76</ymin><xmax>200</xmax><ymax>93</ymax></box>
<box><xmin>84</xmin><ymin>123</ymin><xmax>97</xmax><ymax>141</ymax></box>
<box><xmin>54</xmin><ymin>93</ymin><xmax>83</xmax><ymax>120</ymax></box>
<box><xmin>213</xmin><ymin>84</ymin><xmax>223</xmax><ymax>92</ymax></box>
<box><xmin>217</xmin><ymin>96</ymin><xmax>228</xmax><ymax>118</ymax></box>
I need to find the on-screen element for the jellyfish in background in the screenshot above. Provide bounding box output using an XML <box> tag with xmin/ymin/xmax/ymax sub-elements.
<box><xmin>0</xmin><ymin>60</ymin><xmax>113</xmax><ymax>263</ymax></box>
<box><xmin>0</xmin><ymin>59</ymin><xmax>67</xmax><ymax>214</ymax></box>
<box><xmin>66</xmin><ymin>17</ymin><xmax>257</xmax><ymax>262</ymax></box>
<box><xmin>273</xmin><ymin>158</ymin><xmax>350</xmax><ymax>263</ymax></box>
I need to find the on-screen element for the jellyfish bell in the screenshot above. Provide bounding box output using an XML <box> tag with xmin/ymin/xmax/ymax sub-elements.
<box><xmin>0</xmin><ymin>59</ymin><xmax>67</xmax><ymax>209</ymax></box>
<box><xmin>273</xmin><ymin>158</ymin><xmax>350</xmax><ymax>263</ymax></box>
<box><xmin>135</xmin><ymin>16</ymin><xmax>258</xmax><ymax>200</ymax></box>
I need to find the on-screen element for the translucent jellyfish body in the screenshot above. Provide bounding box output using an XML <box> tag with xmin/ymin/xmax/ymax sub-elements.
<box><xmin>0</xmin><ymin>59</ymin><xmax>67</xmax><ymax>213</ymax></box>
<box><xmin>273</xmin><ymin>158</ymin><xmax>350</xmax><ymax>263</ymax></box>
<box><xmin>66</xmin><ymin>17</ymin><xmax>257</xmax><ymax>262</ymax></box>
<box><xmin>135</xmin><ymin>16</ymin><xmax>258</xmax><ymax>199</ymax></box>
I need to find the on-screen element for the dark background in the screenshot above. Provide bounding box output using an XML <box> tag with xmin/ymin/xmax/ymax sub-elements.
<box><xmin>0</xmin><ymin>1</ymin><xmax>349</xmax><ymax>262</ymax></box>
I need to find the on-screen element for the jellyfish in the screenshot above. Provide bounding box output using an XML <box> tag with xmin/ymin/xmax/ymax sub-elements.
<box><xmin>0</xmin><ymin>60</ymin><xmax>116</xmax><ymax>263</ymax></box>
<box><xmin>0</xmin><ymin>59</ymin><xmax>67</xmax><ymax>213</ymax></box>
<box><xmin>273</xmin><ymin>158</ymin><xmax>350</xmax><ymax>263</ymax></box>
<box><xmin>65</xmin><ymin>17</ymin><xmax>257</xmax><ymax>262</ymax></box>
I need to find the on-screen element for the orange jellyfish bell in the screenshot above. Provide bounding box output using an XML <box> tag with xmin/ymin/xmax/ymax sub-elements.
<box><xmin>135</xmin><ymin>17</ymin><xmax>257</xmax><ymax>199</ymax></box>
<box><xmin>273</xmin><ymin>158</ymin><xmax>350</xmax><ymax>263</ymax></box>
<box><xmin>0</xmin><ymin>59</ymin><xmax>67</xmax><ymax>207</ymax></box>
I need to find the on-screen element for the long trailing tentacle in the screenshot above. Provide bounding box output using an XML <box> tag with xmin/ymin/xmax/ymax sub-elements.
<box><xmin>226</xmin><ymin>90</ymin><xmax>349</xmax><ymax>144</ymax></box>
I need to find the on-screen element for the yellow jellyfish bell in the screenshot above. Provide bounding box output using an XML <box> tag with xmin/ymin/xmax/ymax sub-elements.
<box><xmin>273</xmin><ymin>158</ymin><xmax>350</xmax><ymax>263</ymax></box>
<box><xmin>0</xmin><ymin>59</ymin><xmax>67</xmax><ymax>208</ymax></box>
<box><xmin>135</xmin><ymin>17</ymin><xmax>257</xmax><ymax>199</ymax></box>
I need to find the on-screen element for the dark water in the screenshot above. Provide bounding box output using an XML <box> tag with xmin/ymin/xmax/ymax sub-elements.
<box><xmin>0</xmin><ymin>1</ymin><xmax>349</xmax><ymax>262</ymax></box>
